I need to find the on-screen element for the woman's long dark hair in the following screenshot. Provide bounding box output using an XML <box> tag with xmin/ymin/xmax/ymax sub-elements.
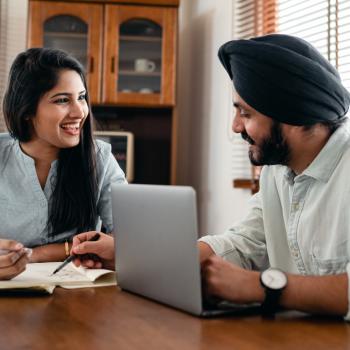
<box><xmin>3</xmin><ymin>48</ymin><xmax>98</xmax><ymax>237</ymax></box>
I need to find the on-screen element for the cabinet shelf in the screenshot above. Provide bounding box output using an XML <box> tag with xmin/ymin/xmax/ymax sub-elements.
<box><xmin>119</xmin><ymin>70</ymin><xmax>161</xmax><ymax>76</ymax></box>
<box><xmin>44</xmin><ymin>31</ymin><xmax>88</xmax><ymax>39</ymax></box>
<box><xmin>120</xmin><ymin>35</ymin><xmax>161</xmax><ymax>42</ymax></box>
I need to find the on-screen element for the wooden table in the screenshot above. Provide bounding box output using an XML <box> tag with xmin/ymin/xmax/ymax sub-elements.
<box><xmin>0</xmin><ymin>286</ymin><xmax>349</xmax><ymax>350</ymax></box>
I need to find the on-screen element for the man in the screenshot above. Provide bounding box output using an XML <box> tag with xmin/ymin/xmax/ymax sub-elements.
<box><xmin>72</xmin><ymin>34</ymin><xmax>350</xmax><ymax>319</ymax></box>
<box><xmin>199</xmin><ymin>34</ymin><xmax>350</xmax><ymax>318</ymax></box>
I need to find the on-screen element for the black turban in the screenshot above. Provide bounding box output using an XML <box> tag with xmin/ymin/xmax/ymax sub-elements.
<box><xmin>218</xmin><ymin>34</ymin><xmax>350</xmax><ymax>126</ymax></box>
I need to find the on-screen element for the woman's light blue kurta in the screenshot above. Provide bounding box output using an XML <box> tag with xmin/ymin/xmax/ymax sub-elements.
<box><xmin>0</xmin><ymin>134</ymin><xmax>126</xmax><ymax>246</ymax></box>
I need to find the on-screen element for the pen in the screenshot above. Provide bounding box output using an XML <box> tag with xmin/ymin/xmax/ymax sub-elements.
<box><xmin>51</xmin><ymin>233</ymin><xmax>101</xmax><ymax>275</ymax></box>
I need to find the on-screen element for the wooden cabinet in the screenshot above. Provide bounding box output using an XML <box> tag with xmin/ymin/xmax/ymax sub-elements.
<box><xmin>28</xmin><ymin>1</ymin><xmax>103</xmax><ymax>104</ymax></box>
<box><xmin>27</xmin><ymin>0</ymin><xmax>179</xmax><ymax>185</ymax></box>
<box><xmin>28</xmin><ymin>0</ymin><xmax>177</xmax><ymax>107</ymax></box>
<box><xmin>104</xmin><ymin>5</ymin><xmax>176</xmax><ymax>106</ymax></box>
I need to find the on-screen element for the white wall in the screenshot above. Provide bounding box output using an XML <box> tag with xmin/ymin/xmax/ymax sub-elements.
<box><xmin>176</xmin><ymin>0</ymin><xmax>251</xmax><ymax>235</ymax></box>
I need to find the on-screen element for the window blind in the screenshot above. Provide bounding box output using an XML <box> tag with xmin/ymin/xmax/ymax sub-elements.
<box><xmin>338</xmin><ymin>0</ymin><xmax>350</xmax><ymax>91</ymax></box>
<box><xmin>0</xmin><ymin>0</ymin><xmax>28</xmax><ymax>132</ymax></box>
<box><xmin>231</xmin><ymin>0</ymin><xmax>350</xmax><ymax>183</ymax></box>
<box><xmin>0</xmin><ymin>0</ymin><xmax>9</xmax><ymax>132</ymax></box>
<box><xmin>231</xmin><ymin>0</ymin><xmax>277</xmax><ymax>181</ymax></box>
<box><xmin>234</xmin><ymin>0</ymin><xmax>350</xmax><ymax>88</ymax></box>
<box><xmin>235</xmin><ymin>0</ymin><xmax>277</xmax><ymax>38</ymax></box>
<box><xmin>234</xmin><ymin>0</ymin><xmax>350</xmax><ymax>93</ymax></box>
<box><xmin>278</xmin><ymin>0</ymin><xmax>350</xmax><ymax>93</ymax></box>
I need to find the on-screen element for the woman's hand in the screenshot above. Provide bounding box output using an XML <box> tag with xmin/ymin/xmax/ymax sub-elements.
<box><xmin>0</xmin><ymin>239</ymin><xmax>30</xmax><ymax>280</ymax></box>
<box><xmin>71</xmin><ymin>231</ymin><xmax>115</xmax><ymax>270</ymax></box>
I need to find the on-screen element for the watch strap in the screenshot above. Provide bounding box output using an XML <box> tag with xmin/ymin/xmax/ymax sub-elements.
<box><xmin>260</xmin><ymin>287</ymin><xmax>283</xmax><ymax>315</ymax></box>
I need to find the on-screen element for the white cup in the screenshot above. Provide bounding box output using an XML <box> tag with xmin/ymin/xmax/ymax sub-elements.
<box><xmin>139</xmin><ymin>88</ymin><xmax>153</xmax><ymax>93</ymax></box>
<box><xmin>134</xmin><ymin>58</ymin><xmax>156</xmax><ymax>72</ymax></box>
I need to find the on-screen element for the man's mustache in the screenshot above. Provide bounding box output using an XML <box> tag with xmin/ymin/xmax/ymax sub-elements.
<box><xmin>241</xmin><ymin>131</ymin><xmax>255</xmax><ymax>145</ymax></box>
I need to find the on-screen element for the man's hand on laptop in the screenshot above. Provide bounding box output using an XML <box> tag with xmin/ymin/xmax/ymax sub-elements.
<box><xmin>71</xmin><ymin>232</ymin><xmax>115</xmax><ymax>270</ymax></box>
<box><xmin>201</xmin><ymin>255</ymin><xmax>264</xmax><ymax>304</ymax></box>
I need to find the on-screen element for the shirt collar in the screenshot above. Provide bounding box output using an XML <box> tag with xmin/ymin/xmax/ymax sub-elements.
<box><xmin>14</xmin><ymin>139</ymin><xmax>58</xmax><ymax>168</ymax></box>
<box><xmin>292</xmin><ymin>120</ymin><xmax>350</xmax><ymax>183</ymax></box>
<box><xmin>283</xmin><ymin>167</ymin><xmax>296</xmax><ymax>185</ymax></box>
<box><xmin>14</xmin><ymin>139</ymin><xmax>35</xmax><ymax>165</ymax></box>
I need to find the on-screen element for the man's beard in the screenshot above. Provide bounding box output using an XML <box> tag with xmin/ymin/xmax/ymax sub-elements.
<box><xmin>241</xmin><ymin>121</ymin><xmax>291</xmax><ymax>166</ymax></box>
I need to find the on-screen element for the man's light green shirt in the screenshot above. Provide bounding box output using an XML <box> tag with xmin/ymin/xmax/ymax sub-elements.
<box><xmin>200</xmin><ymin>120</ymin><xmax>350</xmax><ymax>320</ymax></box>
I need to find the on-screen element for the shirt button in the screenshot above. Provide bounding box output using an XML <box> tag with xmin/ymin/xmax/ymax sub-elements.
<box><xmin>292</xmin><ymin>250</ymin><xmax>299</xmax><ymax>258</ymax></box>
<box><xmin>292</xmin><ymin>203</ymin><xmax>299</xmax><ymax>211</ymax></box>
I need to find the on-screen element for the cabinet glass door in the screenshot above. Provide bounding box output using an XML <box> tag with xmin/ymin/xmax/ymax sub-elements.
<box><xmin>104</xmin><ymin>5</ymin><xmax>176</xmax><ymax>106</ymax></box>
<box><xmin>44</xmin><ymin>15</ymin><xmax>88</xmax><ymax>69</ymax></box>
<box><xmin>28</xmin><ymin>2</ymin><xmax>103</xmax><ymax>103</ymax></box>
<box><xmin>118</xmin><ymin>19</ymin><xmax>162</xmax><ymax>94</ymax></box>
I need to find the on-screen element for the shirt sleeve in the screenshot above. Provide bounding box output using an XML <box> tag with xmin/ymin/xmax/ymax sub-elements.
<box><xmin>198</xmin><ymin>191</ymin><xmax>269</xmax><ymax>271</ymax></box>
<box><xmin>97</xmin><ymin>151</ymin><xmax>127</xmax><ymax>233</ymax></box>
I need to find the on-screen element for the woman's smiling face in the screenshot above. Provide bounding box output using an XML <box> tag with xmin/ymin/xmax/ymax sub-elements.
<box><xmin>30</xmin><ymin>69</ymin><xmax>89</xmax><ymax>151</ymax></box>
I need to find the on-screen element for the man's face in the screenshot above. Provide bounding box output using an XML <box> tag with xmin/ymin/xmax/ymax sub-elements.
<box><xmin>232</xmin><ymin>92</ymin><xmax>291</xmax><ymax>166</ymax></box>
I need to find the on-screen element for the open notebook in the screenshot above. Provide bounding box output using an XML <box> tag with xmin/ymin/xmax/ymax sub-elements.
<box><xmin>0</xmin><ymin>262</ymin><xmax>117</xmax><ymax>294</ymax></box>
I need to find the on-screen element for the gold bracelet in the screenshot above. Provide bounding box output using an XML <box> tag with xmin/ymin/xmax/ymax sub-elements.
<box><xmin>64</xmin><ymin>240</ymin><xmax>70</xmax><ymax>257</ymax></box>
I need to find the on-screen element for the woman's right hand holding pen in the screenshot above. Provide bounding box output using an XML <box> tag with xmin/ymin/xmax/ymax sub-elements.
<box><xmin>0</xmin><ymin>239</ymin><xmax>31</xmax><ymax>280</ymax></box>
<box><xmin>71</xmin><ymin>231</ymin><xmax>115</xmax><ymax>270</ymax></box>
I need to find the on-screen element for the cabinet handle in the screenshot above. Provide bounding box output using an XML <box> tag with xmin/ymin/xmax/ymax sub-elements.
<box><xmin>89</xmin><ymin>57</ymin><xmax>94</xmax><ymax>73</ymax></box>
<box><xmin>111</xmin><ymin>57</ymin><xmax>115</xmax><ymax>73</ymax></box>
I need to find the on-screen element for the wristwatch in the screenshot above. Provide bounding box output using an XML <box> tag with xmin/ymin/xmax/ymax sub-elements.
<box><xmin>260</xmin><ymin>268</ymin><xmax>287</xmax><ymax>315</ymax></box>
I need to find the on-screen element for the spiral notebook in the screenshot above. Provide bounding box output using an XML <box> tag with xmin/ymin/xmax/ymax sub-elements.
<box><xmin>0</xmin><ymin>262</ymin><xmax>116</xmax><ymax>294</ymax></box>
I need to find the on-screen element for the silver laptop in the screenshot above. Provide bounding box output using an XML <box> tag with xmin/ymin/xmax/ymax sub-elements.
<box><xmin>111</xmin><ymin>184</ymin><xmax>260</xmax><ymax>317</ymax></box>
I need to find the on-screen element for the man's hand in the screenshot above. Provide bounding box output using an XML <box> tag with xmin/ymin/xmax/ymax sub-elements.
<box><xmin>71</xmin><ymin>231</ymin><xmax>115</xmax><ymax>270</ymax></box>
<box><xmin>0</xmin><ymin>239</ymin><xmax>30</xmax><ymax>280</ymax></box>
<box><xmin>198</xmin><ymin>241</ymin><xmax>215</xmax><ymax>263</ymax></box>
<box><xmin>202</xmin><ymin>255</ymin><xmax>349</xmax><ymax>316</ymax></box>
<box><xmin>201</xmin><ymin>255</ymin><xmax>264</xmax><ymax>304</ymax></box>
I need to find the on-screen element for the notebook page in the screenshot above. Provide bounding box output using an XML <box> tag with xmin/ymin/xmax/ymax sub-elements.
<box><xmin>0</xmin><ymin>262</ymin><xmax>115</xmax><ymax>289</ymax></box>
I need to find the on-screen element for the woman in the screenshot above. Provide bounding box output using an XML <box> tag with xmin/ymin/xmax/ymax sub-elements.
<box><xmin>0</xmin><ymin>47</ymin><xmax>126</xmax><ymax>268</ymax></box>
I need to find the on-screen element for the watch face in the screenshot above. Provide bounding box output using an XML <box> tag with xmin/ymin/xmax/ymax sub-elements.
<box><xmin>261</xmin><ymin>269</ymin><xmax>287</xmax><ymax>290</ymax></box>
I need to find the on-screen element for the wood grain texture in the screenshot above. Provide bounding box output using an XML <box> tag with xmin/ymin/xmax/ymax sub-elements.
<box><xmin>170</xmin><ymin>106</ymin><xmax>177</xmax><ymax>184</ymax></box>
<box><xmin>0</xmin><ymin>287</ymin><xmax>349</xmax><ymax>350</ymax></box>
<box><xmin>103</xmin><ymin>4</ymin><xmax>177</xmax><ymax>107</ymax></box>
<box><xmin>28</xmin><ymin>1</ymin><xmax>103</xmax><ymax>103</ymax></box>
<box><xmin>233</xmin><ymin>179</ymin><xmax>260</xmax><ymax>194</ymax></box>
<box><xmin>29</xmin><ymin>0</ymin><xmax>180</xmax><ymax>7</ymax></box>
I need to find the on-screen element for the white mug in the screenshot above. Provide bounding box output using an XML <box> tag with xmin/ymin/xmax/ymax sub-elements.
<box><xmin>134</xmin><ymin>58</ymin><xmax>156</xmax><ymax>72</ymax></box>
<box><xmin>139</xmin><ymin>88</ymin><xmax>153</xmax><ymax>93</ymax></box>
